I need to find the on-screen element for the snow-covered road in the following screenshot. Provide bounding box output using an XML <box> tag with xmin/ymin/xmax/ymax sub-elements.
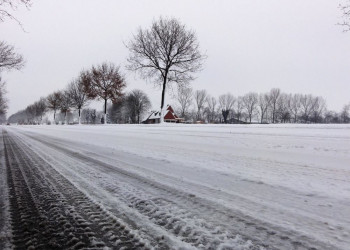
<box><xmin>1</xmin><ymin>124</ymin><xmax>349</xmax><ymax>249</ymax></box>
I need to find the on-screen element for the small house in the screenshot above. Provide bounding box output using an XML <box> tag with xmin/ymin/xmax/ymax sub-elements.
<box><xmin>143</xmin><ymin>105</ymin><xmax>184</xmax><ymax>124</ymax></box>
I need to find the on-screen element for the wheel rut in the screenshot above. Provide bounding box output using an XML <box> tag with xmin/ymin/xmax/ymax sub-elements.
<box><xmin>3</xmin><ymin>129</ymin><xmax>147</xmax><ymax>249</ymax></box>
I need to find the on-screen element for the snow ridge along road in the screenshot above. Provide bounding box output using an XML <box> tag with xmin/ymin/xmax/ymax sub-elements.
<box><xmin>1</xmin><ymin>124</ymin><xmax>349</xmax><ymax>249</ymax></box>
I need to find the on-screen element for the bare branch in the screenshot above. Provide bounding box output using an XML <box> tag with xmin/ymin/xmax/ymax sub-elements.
<box><xmin>0</xmin><ymin>41</ymin><xmax>24</xmax><ymax>71</ymax></box>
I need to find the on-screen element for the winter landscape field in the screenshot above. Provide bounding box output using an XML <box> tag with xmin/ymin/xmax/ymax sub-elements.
<box><xmin>0</xmin><ymin>124</ymin><xmax>349</xmax><ymax>249</ymax></box>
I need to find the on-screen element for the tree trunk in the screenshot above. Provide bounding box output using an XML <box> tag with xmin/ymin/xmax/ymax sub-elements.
<box><xmin>78</xmin><ymin>108</ymin><xmax>81</xmax><ymax>125</ymax></box>
<box><xmin>104</xmin><ymin>98</ymin><xmax>107</xmax><ymax>124</ymax></box>
<box><xmin>160</xmin><ymin>78</ymin><xmax>167</xmax><ymax>124</ymax></box>
<box><xmin>65</xmin><ymin>111</ymin><xmax>67</xmax><ymax>125</ymax></box>
<box><xmin>54</xmin><ymin>110</ymin><xmax>56</xmax><ymax>124</ymax></box>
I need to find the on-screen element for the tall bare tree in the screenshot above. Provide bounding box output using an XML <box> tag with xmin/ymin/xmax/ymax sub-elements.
<box><xmin>310</xmin><ymin>96</ymin><xmax>326</xmax><ymax>123</ymax></box>
<box><xmin>175</xmin><ymin>86</ymin><xmax>193</xmax><ymax>119</ymax></box>
<box><xmin>59</xmin><ymin>90</ymin><xmax>73</xmax><ymax>125</ymax></box>
<box><xmin>242</xmin><ymin>92</ymin><xmax>258</xmax><ymax>123</ymax></box>
<box><xmin>25</xmin><ymin>103</ymin><xmax>36</xmax><ymax>124</ymax></box>
<box><xmin>125</xmin><ymin>89</ymin><xmax>151</xmax><ymax>124</ymax></box>
<box><xmin>83</xmin><ymin>63</ymin><xmax>126</xmax><ymax>124</ymax></box>
<box><xmin>126</xmin><ymin>17</ymin><xmax>206</xmax><ymax>123</ymax></box>
<box><xmin>340</xmin><ymin>103</ymin><xmax>350</xmax><ymax>123</ymax></box>
<box><xmin>47</xmin><ymin>91</ymin><xmax>63</xmax><ymax>123</ymax></box>
<box><xmin>219</xmin><ymin>93</ymin><xmax>235</xmax><ymax>123</ymax></box>
<box><xmin>269</xmin><ymin>88</ymin><xmax>281</xmax><ymax>123</ymax></box>
<box><xmin>67</xmin><ymin>75</ymin><xmax>89</xmax><ymax>124</ymax></box>
<box><xmin>258</xmin><ymin>93</ymin><xmax>271</xmax><ymax>123</ymax></box>
<box><xmin>276</xmin><ymin>93</ymin><xmax>291</xmax><ymax>123</ymax></box>
<box><xmin>204</xmin><ymin>95</ymin><xmax>217</xmax><ymax>123</ymax></box>
<box><xmin>0</xmin><ymin>41</ymin><xmax>24</xmax><ymax>71</ymax></box>
<box><xmin>235</xmin><ymin>96</ymin><xmax>244</xmax><ymax>122</ymax></box>
<box><xmin>194</xmin><ymin>89</ymin><xmax>207</xmax><ymax>121</ymax></box>
<box><xmin>289</xmin><ymin>93</ymin><xmax>302</xmax><ymax>123</ymax></box>
<box><xmin>33</xmin><ymin>97</ymin><xmax>47</xmax><ymax>123</ymax></box>
<box><xmin>300</xmin><ymin>94</ymin><xmax>313</xmax><ymax>123</ymax></box>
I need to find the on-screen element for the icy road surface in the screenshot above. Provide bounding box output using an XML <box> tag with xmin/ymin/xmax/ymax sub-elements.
<box><xmin>0</xmin><ymin>124</ymin><xmax>349</xmax><ymax>249</ymax></box>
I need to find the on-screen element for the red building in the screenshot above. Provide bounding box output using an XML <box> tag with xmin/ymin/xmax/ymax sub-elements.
<box><xmin>143</xmin><ymin>105</ymin><xmax>184</xmax><ymax>124</ymax></box>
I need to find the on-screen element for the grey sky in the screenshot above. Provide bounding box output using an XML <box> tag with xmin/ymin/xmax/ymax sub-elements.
<box><xmin>2</xmin><ymin>0</ymin><xmax>350</xmax><ymax>116</ymax></box>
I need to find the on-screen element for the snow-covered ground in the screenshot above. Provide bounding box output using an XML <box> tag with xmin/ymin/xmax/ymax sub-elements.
<box><xmin>3</xmin><ymin>124</ymin><xmax>350</xmax><ymax>249</ymax></box>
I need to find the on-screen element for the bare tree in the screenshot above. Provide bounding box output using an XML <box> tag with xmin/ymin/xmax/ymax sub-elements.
<box><xmin>204</xmin><ymin>95</ymin><xmax>217</xmax><ymax>123</ymax></box>
<box><xmin>33</xmin><ymin>97</ymin><xmax>47</xmax><ymax>123</ymax></box>
<box><xmin>300</xmin><ymin>94</ymin><xmax>313</xmax><ymax>123</ymax></box>
<box><xmin>175</xmin><ymin>86</ymin><xmax>193</xmax><ymax>119</ymax></box>
<box><xmin>289</xmin><ymin>93</ymin><xmax>302</xmax><ymax>123</ymax></box>
<box><xmin>339</xmin><ymin>0</ymin><xmax>350</xmax><ymax>31</ymax></box>
<box><xmin>310</xmin><ymin>96</ymin><xmax>326</xmax><ymax>123</ymax></box>
<box><xmin>276</xmin><ymin>94</ymin><xmax>291</xmax><ymax>123</ymax></box>
<box><xmin>25</xmin><ymin>103</ymin><xmax>36</xmax><ymax>124</ymax></box>
<box><xmin>83</xmin><ymin>62</ymin><xmax>126</xmax><ymax>124</ymax></box>
<box><xmin>269</xmin><ymin>88</ymin><xmax>281</xmax><ymax>123</ymax></box>
<box><xmin>67</xmin><ymin>74</ymin><xmax>89</xmax><ymax>124</ymax></box>
<box><xmin>125</xmin><ymin>89</ymin><xmax>151</xmax><ymax>124</ymax></box>
<box><xmin>242</xmin><ymin>92</ymin><xmax>258</xmax><ymax>123</ymax></box>
<box><xmin>59</xmin><ymin>90</ymin><xmax>73</xmax><ymax>125</ymax></box>
<box><xmin>47</xmin><ymin>91</ymin><xmax>63</xmax><ymax>123</ymax></box>
<box><xmin>257</xmin><ymin>93</ymin><xmax>271</xmax><ymax>123</ymax></box>
<box><xmin>126</xmin><ymin>17</ymin><xmax>206</xmax><ymax>123</ymax></box>
<box><xmin>235</xmin><ymin>96</ymin><xmax>244</xmax><ymax>122</ymax></box>
<box><xmin>0</xmin><ymin>41</ymin><xmax>24</xmax><ymax>71</ymax></box>
<box><xmin>340</xmin><ymin>103</ymin><xmax>350</xmax><ymax>123</ymax></box>
<box><xmin>0</xmin><ymin>77</ymin><xmax>8</xmax><ymax>116</ymax></box>
<box><xmin>194</xmin><ymin>89</ymin><xmax>207</xmax><ymax>121</ymax></box>
<box><xmin>219</xmin><ymin>93</ymin><xmax>235</xmax><ymax>123</ymax></box>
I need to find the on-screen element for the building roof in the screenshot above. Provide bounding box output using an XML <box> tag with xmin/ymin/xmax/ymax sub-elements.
<box><xmin>144</xmin><ymin>105</ymin><xmax>183</xmax><ymax>122</ymax></box>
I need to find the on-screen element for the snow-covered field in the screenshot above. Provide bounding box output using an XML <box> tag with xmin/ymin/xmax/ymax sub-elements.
<box><xmin>1</xmin><ymin>124</ymin><xmax>350</xmax><ymax>249</ymax></box>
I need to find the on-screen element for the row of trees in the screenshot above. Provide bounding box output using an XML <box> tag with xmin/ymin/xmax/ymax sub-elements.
<box><xmin>173</xmin><ymin>87</ymin><xmax>350</xmax><ymax>124</ymax></box>
<box><xmin>7</xmin><ymin>62</ymin><xmax>153</xmax><ymax>125</ymax></box>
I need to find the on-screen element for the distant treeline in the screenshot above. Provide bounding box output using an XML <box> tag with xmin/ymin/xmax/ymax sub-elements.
<box><xmin>7</xmin><ymin>86</ymin><xmax>350</xmax><ymax>125</ymax></box>
<box><xmin>173</xmin><ymin>88</ymin><xmax>350</xmax><ymax>124</ymax></box>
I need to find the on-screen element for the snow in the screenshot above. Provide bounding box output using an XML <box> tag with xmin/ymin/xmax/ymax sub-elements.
<box><xmin>4</xmin><ymin>124</ymin><xmax>350</xmax><ymax>249</ymax></box>
<box><xmin>0</xmin><ymin>131</ymin><xmax>12</xmax><ymax>250</ymax></box>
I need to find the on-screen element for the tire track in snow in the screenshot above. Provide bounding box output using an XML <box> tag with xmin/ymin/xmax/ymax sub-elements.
<box><xmin>3</xmin><ymin>129</ymin><xmax>147</xmax><ymax>249</ymax></box>
<box><xmin>14</xmin><ymin>129</ymin><xmax>339</xmax><ymax>250</ymax></box>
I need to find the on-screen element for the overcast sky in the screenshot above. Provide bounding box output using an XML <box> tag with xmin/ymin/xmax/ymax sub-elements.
<box><xmin>2</xmin><ymin>0</ymin><xmax>350</xmax><ymax>116</ymax></box>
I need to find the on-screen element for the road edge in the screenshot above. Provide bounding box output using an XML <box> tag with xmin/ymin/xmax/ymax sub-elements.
<box><xmin>0</xmin><ymin>127</ymin><xmax>12</xmax><ymax>250</ymax></box>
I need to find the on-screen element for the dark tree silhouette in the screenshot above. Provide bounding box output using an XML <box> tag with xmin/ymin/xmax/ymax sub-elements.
<box><xmin>59</xmin><ymin>90</ymin><xmax>72</xmax><ymax>125</ymax></box>
<box><xmin>125</xmin><ymin>89</ymin><xmax>151</xmax><ymax>124</ymax></box>
<box><xmin>126</xmin><ymin>17</ymin><xmax>206</xmax><ymax>123</ymax></box>
<box><xmin>219</xmin><ymin>93</ymin><xmax>235</xmax><ymax>123</ymax></box>
<box><xmin>0</xmin><ymin>41</ymin><xmax>24</xmax><ymax>71</ymax></box>
<box><xmin>47</xmin><ymin>91</ymin><xmax>63</xmax><ymax>123</ymax></box>
<box><xmin>83</xmin><ymin>63</ymin><xmax>126</xmax><ymax>124</ymax></box>
<box><xmin>67</xmin><ymin>74</ymin><xmax>89</xmax><ymax>124</ymax></box>
<box><xmin>33</xmin><ymin>97</ymin><xmax>47</xmax><ymax>123</ymax></box>
<box><xmin>242</xmin><ymin>92</ymin><xmax>258</xmax><ymax>123</ymax></box>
